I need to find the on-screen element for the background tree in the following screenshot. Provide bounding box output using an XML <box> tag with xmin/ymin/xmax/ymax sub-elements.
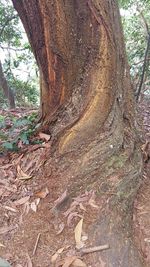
<box><xmin>12</xmin><ymin>0</ymin><xmax>144</xmax><ymax>266</ymax></box>
<box><xmin>0</xmin><ymin>59</ymin><xmax>15</xmax><ymax>108</ymax></box>
<box><xmin>120</xmin><ymin>0</ymin><xmax>150</xmax><ymax>99</ymax></box>
<box><xmin>0</xmin><ymin>0</ymin><xmax>39</xmax><ymax>108</ymax></box>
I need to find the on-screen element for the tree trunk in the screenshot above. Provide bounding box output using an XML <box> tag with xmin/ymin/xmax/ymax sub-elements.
<box><xmin>0</xmin><ymin>60</ymin><xmax>15</xmax><ymax>109</ymax></box>
<box><xmin>12</xmin><ymin>1</ymin><xmax>144</xmax><ymax>266</ymax></box>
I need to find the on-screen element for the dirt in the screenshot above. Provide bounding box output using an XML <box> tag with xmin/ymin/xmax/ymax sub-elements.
<box><xmin>133</xmin><ymin>97</ymin><xmax>150</xmax><ymax>266</ymax></box>
<box><xmin>0</xmin><ymin>97</ymin><xmax>149</xmax><ymax>267</ymax></box>
<box><xmin>0</xmin><ymin>147</ymin><xmax>101</xmax><ymax>267</ymax></box>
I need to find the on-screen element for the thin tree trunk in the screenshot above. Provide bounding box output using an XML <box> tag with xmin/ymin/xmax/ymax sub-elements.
<box><xmin>0</xmin><ymin>60</ymin><xmax>15</xmax><ymax>109</ymax></box>
<box><xmin>12</xmin><ymin>1</ymin><xmax>144</xmax><ymax>266</ymax></box>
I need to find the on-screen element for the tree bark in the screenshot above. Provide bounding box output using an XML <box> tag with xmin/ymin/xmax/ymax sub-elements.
<box><xmin>12</xmin><ymin>0</ymin><xmax>144</xmax><ymax>266</ymax></box>
<box><xmin>0</xmin><ymin>60</ymin><xmax>15</xmax><ymax>109</ymax></box>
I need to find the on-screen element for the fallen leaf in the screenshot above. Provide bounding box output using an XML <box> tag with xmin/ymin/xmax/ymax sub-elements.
<box><xmin>62</xmin><ymin>256</ymin><xmax>77</xmax><ymax>267</ymax></box>
<box><xmin>12</xmin><ymin>153</ymin><xmax>24</xmax><ymax>165</ymax></box>
<box><xmin>25</xmin><ymin>254</ymin><xmax>32</xmax><ymax>267</ymax></box>
<box><xmin>64</xmin><ymin>205</ymin><xmax>76</xmax><ymax>218</ymax></box>
<box><xmin>74</xmin><ymin>218</ymin><xmax>84</xmax><ymax>249</ymax></box>
<box><xmin>30</xmin><ymin>198</ymin><xmax>40</xmax><ymax>212</ymax></box>
<box><xmin>67</xmin><ymin>212</ymin><xmax>82</xmax><ymax>226</ymax></box>
<box><xmin>56</xmin><ymin>223</ymin><xmax>65</xmax><ymax>235</ymax></box>
<box><xmin>35</xmin><ymin>187</ymin><xmax>49</xmax><ymax>199</ymax></box>
<box><xmin>79</xmin><ymin>203</ymin><xmax>86</xmax><ymax>211</ymax></box>
<box><xmin>17</xmin><ymin>165</ymin><xmax>32</xmax><ymax>180</ymax></box>
<box><xmin>39</xmin><ymin>132</ymin><xmax>51</xmax><ymax>141</ymax></box>
<box><xmin>53</xmin><ymin>190</ymin><xmax>68</xmax><ymax>209</ymax></box>
<box><xmin>81</xmin><ymin>235</ymin><xmax>88</xmax><ymax>242</ymax></box>
<box><xmin>72</xmin><ymin>258</ymin><xmax>87</xmax><ymax>267</ymax></box>
<box><xmin>51</xmin><ymin>247</ymin><xmax>65</xmax><ymax>263</ymax></box>
<box><xmin>14</xmin><ymin>196</ymin><xmax>30</xmax><ymax>206</ymax></box>
<box><xmin>0</xmin><ymin>243</ymin><xmax>5</xmax><ymax>247</ymax></box>
<box><xmin>3</xmin><ymin>206</ymin><xmax>18</xmax><ymax>213</ymax></box>
<box><xmin>88</xmin><ymin>192</ymin><xmax>99</xmax><ymax>209</ymax></box>
<box><xmin>23</xmin><ymin>202</ymin><xmax>30</xmax><ymax>215</ymax></box>
<box><xmin>88</xmin><ymin>199</ymin><xmax>99</xmax><ymax>209</ymax></box>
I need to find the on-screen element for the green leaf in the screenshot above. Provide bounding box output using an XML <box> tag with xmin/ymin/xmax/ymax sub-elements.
<box><xmin>2</xmin><ymin>142</ymin><xmax>14</xmax><ymax>150</ymax></box>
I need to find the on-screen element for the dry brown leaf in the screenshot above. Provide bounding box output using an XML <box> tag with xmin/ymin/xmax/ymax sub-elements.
<box><xmin>51</xmin><ymin>247</ymin><xmax>65</xmax><ymax>263</ymax></box>
<box><xmin>0</xmin><ymin>243</ymin><xmax>5</xmax><ymax>247</ymax></box>
<box><xmin>64</xmin><ymin>205</ymin><xmax>76</xmax><ymax>217</ymax></box>
<box><xmin>17</xmin><ymin>165</ymin><xmax>32</xmax><ymax>180</ymax></box>
<box><xmin>79</xmin><ymin>203</ymin><xmax>86</xmax><ymax>211</ymax></box>
<box><xmin>30</xmin><ymin>198</ymin><xmax>40</xmax><ymax>212</ymax></box>
<box><xmin>88</xmin><ymin>191</ymin><xmax>99</xmax><ymax>209</ymax></box>
<box><xmin>74</xmin><ymin>218</ymin><xmax>84</xmax><ymax>249</ymax></box>
<box><xmin>12</xmin><ymin>153</ymin><xmax>24</xmax><ymax>165</ymax></box>
<box><xmin>23</xmin><ymin>202</ymin><xmax>30</xmax><ymax>215</ymax></box>
<box><xmin>72</xmin><ymin>258</ymin><xmax>87</xmax><ymax>267</ymax></box>
<box><xmin>14</xmin><ymin>196</ymin><xmax>30</xmax><ymax>206</ymax></box>
<box><xmin>81</xmin><ymin>235</ymin><xmax>88</xmax><ymax>242</ymax></box>
<box><xmin>56</xmin><ymin>223</ymin><xmax>65</xmax><ymax>235</ymax></box>
<box><xmin>88</xmin><ymin>199</ymin><xmax>99</xmax><ymax>209</ymax></box>
<box><xmin>3</xmin><ymin>205</ymin><xmax>18</xmax><ymax>213</ymax></box>
<box><xmin>35</xmin><ymin>187</ymin><xmax>49</xmax><ymax>199</ymax></box>
<box><xmin>62</xmin><ymin>256</ymin><xmax>77</xmax><ymax>267</ymax></box>
<box><xmin>39</xmin><ymin>132</ymin><xmax>51</xmax><ymax>141</ymax></box>
<box><xmin>53</xmin><ymin>190</ymin><xmax>68</xmax><ymax>209</ymax></box>
<box><xmin>25</xmin><ymin>254</ymin><xmax>32</xmax><ymax>267</ymax></box>
<box><xmin>67</xmin><ymin>212</ymin><xmax>82</xmax><ymax>226</ymax></box>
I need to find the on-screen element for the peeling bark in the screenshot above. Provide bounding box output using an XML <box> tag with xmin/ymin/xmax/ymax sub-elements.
<box><xmin>12</xmin><ymin>0</ymin><xmax>144</xmax><ymax>266</ymax></box>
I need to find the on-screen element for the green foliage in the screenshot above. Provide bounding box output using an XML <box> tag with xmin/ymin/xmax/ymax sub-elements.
<box><xmin>120</xmin><ymin>0</ymin><xmax>150</xmax><ymax>94</ymax></box>
<box><xmin>0</xmin><ymin>112</ymin><xmax>38</xmax><ymax>152</ymax></box>
<box><xmin>9</xmin><ymin>78</ymin><xmax>39</xmax><ymax>106</ymax></box>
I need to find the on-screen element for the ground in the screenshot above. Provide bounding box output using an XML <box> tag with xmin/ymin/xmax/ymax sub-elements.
<box><xmin>0</xmin><ymin>98</ymin><xmax>149</xmax><ymax>267</ymax></box>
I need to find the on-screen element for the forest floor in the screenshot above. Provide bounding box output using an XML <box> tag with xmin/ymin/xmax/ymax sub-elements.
<box><xmin>0</xmin><ymin>98</ymin><xmax>149</xmax><ymax>267</ymax></box>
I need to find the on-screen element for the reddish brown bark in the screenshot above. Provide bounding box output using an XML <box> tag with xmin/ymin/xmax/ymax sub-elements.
<box><xmin>12</xmin><ymin>0</ymin><xmax>144</xmax><ymax>266</ymax></box>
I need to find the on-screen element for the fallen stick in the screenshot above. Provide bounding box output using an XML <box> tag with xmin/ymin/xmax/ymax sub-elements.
<box><xmin>80</xmin><ymin>244</ymin><xmax>109</xmax><ymax>255</ymax></box>
<box><xmin>33</xmin><ymin>233</ymin><xmax>41</xmax><ymax>255</ymax></box>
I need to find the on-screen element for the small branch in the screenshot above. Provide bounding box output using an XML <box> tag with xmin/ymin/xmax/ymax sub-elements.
<box><xmin>135</xmin><ymin>33</ymin><xmax>150</xmax><ymax>101</ymax></box>
<box><xmin>132</xmin><ymin>57</ymin><xmax>150</xmax><ymax>66</ymax></box>
<box><xmin>80</xmin><ymin>244</ymin><xmax>109</xmax><ymax>255</ymax></box>
<box><xmin>137</xmin><ymin>8</ymin><xmax>149</xmax><ymax>35</ymax></box>
<box><xmin>0</xmin><ymin>45</ymin><xmax>28</xmax><ymax>51</ymax></box>
<box><xmin>32</xmin><ymin>233</ymin><xmax>41</xmax><ymax>255</ymax></box>
<box><xmin>0</xmin><ymin>15</ymin><xmax>18</xmax><ymax>37</ymax></box>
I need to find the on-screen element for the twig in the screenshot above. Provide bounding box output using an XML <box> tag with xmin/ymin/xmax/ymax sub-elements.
<box><xmin>137</xmin><ymin>8</ymin><xmax>149</xmax><ymax>35</ymax></box>
<box><xmin>33</xmin><ymin>233</ymin><xmax>41</xmax><ymax>255</ymax></box>
<box><xmin>135</xmin><ymin>33</ymin><xmax>150</xmax><ymax>101</ymax></box>
<box><xmin>135</xmin><ymin>8</ymin><xmax>150</xmax><ymax>101</ymax></box>
<box><xmin>80</xmin><ymin>244</ymin><xmax>109</xmax><ymax>255</ymax></box>
<box><xmin>0</xmin><ymin>15</ymin><xmax>18</xmax><ymax>37</ymax></box>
